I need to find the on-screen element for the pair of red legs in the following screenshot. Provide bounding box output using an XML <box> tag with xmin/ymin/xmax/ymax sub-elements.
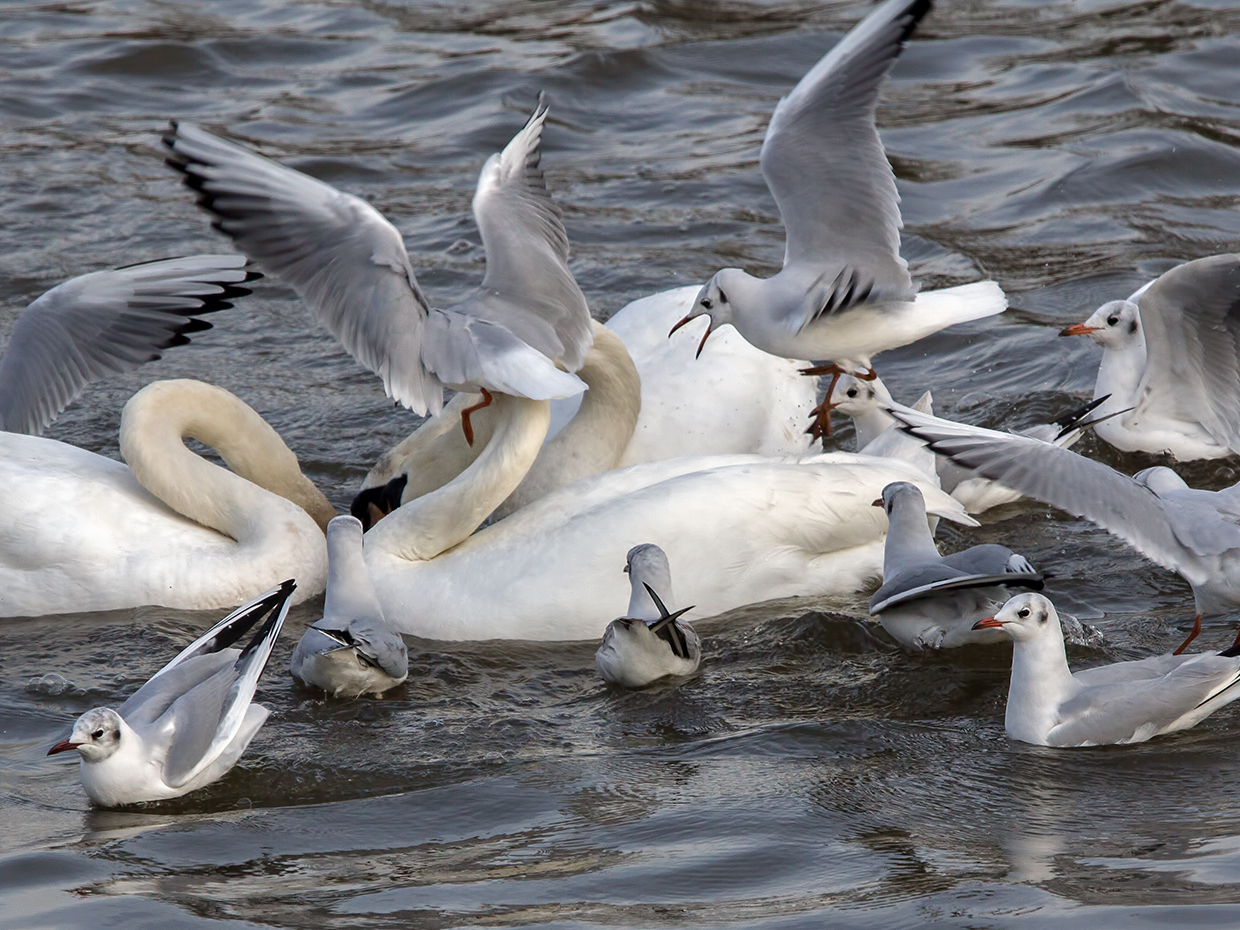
<box><xmin>460</xmin><ymin>388</ymin><xmax>493</xmax><ymax>446</ymax></box>
<box><xmin>1171</xmin><ymin>615</ymin><xmax>1240</xmax><ymax>655</ymax></box>
<box><xmin>800</xmin><ymin>364</ymin><xmax>878</xmax><ymax>445</ymax></box>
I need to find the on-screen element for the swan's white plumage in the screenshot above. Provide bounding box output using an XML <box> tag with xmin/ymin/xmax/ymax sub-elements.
<box><xmin>0</xmin><ymin>381</ymin><xmax>330</xmax><ymax>618</ymax></box>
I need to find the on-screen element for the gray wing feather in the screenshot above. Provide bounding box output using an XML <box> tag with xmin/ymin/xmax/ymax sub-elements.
<box><xmin>466</xmin><ymin>101</ymin><xmax>592</xmax><ymax>371</ymax></box>
<box><xmin>0</xmin><ymin>255</ymin><xmax>253</xmax><ymax>435</ymax></box>
<box><xmin>313</xmin><ymin>617</ymin><xmax>408</xmax><ymax>680</ymax></box>
<box><xmin>941</xmin><ymin>543</ymin><xmax>1020</xmax><ymax>576</ymax></box>
<box><xmin>1051</xmin><ymin>656</ymin><xmax>1240</xmax><ymax>746</ymax></box>
<box><xmin>1134</xmin><ymin>254</ymin><xmax>1240</xmax><ymax>450</ymax></box>
<box><xmin>870</xmin><ymin>567</ymin><xmax>1040</xmax><ymax>613</ymax></box>
<box><xmin>760</xmin><ymin>0</ymin><xmax>926</xmax><ymax>325</ymax></box>
<box><xmin>892</xmin><ymin>407</ymin><xmax>1240</xmax><ymax>569</ymax></box>
<box><xmin>164</xmin><ymin>122</ymin><xmax>445</xmax><ymax>415</ymax></box>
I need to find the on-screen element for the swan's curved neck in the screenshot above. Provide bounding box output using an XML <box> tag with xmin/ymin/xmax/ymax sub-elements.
<box><xmin>119</xmin><ymin>379</ymin><xmax>336</xmax><ymax>540</ymax></box>
<box><xmin>365</xmin><ymin>393</ymin><xmax>550</xmax><ymax>562</ymax></box>
<box><xmin>498</xmin><ymin>322</ymin><xmax>640</xmax><ymax>517</ymax></box>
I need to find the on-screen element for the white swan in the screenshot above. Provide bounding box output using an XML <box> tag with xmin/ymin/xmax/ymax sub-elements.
<box><xmin>356</xmin><ymin>290</ymin><xmax>817</xmax><ymax>524</ymax></box>
<box><xmin>360</xmin><ymin>391</ymin><xmax>975</xmax><ymax>641</ymax></box>
<box><xmin>0</xmin><ymin>379</ymin><xmax>334</xmax><ymax>618</ymax></box>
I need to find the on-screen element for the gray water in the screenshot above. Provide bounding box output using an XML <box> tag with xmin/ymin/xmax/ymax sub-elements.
<box><xmin>4</xmin><ymin>0</ymin><xmax>1240</xmax><ymax>926</ymax></box>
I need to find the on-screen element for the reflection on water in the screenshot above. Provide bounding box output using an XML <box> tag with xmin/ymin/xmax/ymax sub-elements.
<box><xmin>3</xmin><ymin>0</ymin><xmax>1240</xmax><ymax>926</ymax></box>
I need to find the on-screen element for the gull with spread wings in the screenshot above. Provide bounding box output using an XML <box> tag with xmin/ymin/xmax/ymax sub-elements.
<box><xmin>164</xmin><ymin>99</ymin><xmax>592</xmax><ymax>444</ymax></box>
<box><xmin>668</xmin><ymin>0</ymin><xmax>1006</xmax><ymax>440</ymax></box>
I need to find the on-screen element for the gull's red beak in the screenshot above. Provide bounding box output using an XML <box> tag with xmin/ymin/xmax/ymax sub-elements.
<box><xmin>47</xmin><ymin>739</ymin><xmax>80</xmax><ymax>756</ymax></box>
<box><xmin>1058</xmin><ymin>323</ymin><xmax>1101</xmax><ymax>337</ymax></box>
<box><xmin>695</xmin><ymin>321</ymin><xmax>713</xmax><ymax>358</ymax></box>
<box><xmin>668</xmin><ymin>313</ymin><xmax>695</xmax><ymax>338</ymax></box>
<box><xmin>872</xmin><ymin>498</ymin><xmax>884</xmax><ymax>507</ymax></box>
<box><xmin>972</xmin><ymin>616</ymin><xmax>1004</xmax><ymax>630</ymax></box>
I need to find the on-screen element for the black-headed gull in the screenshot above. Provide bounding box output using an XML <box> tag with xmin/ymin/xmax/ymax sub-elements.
<box><xmin>893</xmin><ymin>405</ymin><xmax>1240</xmax><ymax>631</ymax></box>
<box><xmin>668</xmin><ymin>0</ymin><xmax>1006</xmax><ymax>439</ymax></box>
<box><xmin>596</xmin><ymin>544</ymin><xmax>700</xmax><ymax>688</ymax></box>
<box><xmin>869</xmin><ymin>482</ymin><xmax>1043</xmax><ymax>649</ymax></box>
<box><xmin>1059</xmin><ymin>254</ymin><xmax>1240</xmax><ymax>461</ymax></box>
<box><xmin>47</xmin><ymin>580</ymin><xmax>295</xmax><ymax>806</ymax></box>
<box><xmin>975</xmin><ymin>593</ymin><xmax>1240</xmax><ymax>746</ymax></box>
<box><xmin>0</xmin><ymin>255</ymin><xmax>257</xmax><ymax>436</ymax></box>
<box><xmin>164</xmin><ymin>99</ymin><xmax>592</xmax><ymax>443</ymax></box>
<box><xmin>290</xmin><ymin>516</ymin><xmax>407</xmax><ymax>697</ymax></box>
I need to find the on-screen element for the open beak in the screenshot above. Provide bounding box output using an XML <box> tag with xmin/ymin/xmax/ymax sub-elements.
<box><xmin>668</xmin><ymin>313</ymin><xmax>713</xmax><ymax>358</ymax></box>
<box><xmin>668</xmin><ymin>313</ymin><xmax>694</xmax><ymax>338</ymax></box>
<box><xmin>872</xmin><ymin>498</ymin><xmax>884</xmax><ymax>507</ymax></box>
<box><xmin>1058</xmin><ymin>323</ymin><xmax>1101</xmax><ymax>337</ymax></box>
<box><xmin>47</xmin><ymin>739</ymin><xmax>80</xmax><ymax>756</ymax></box>
<box><xmin>972</xmin><ymin>616</ymin><xmax>1004</xmax><ymax>630</ymax></box>
<box><xmin>623</xmin><ymin>563</ymin><xmax>630</xmax><ymax>574</ymax></box>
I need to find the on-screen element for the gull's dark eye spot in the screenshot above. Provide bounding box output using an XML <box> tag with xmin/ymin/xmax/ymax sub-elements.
<box><xmin>1039</xmin><ymin>614</ymin><xmax>1048</xmax><ymax>624</ymax></box>
<box><xmin>1129</xmin><ymin>320</ymin><xmax>1139</xmax><ymax>335</ymax></box>
<box><xmin>1018</xmin><ymin>608</ymin><xmax>1030</xmax><ymax>619</ymax></box>
<box><xmin>1107</xmin><ymin>315</ymin><xmax>1119</xmax><ymax>326</ymax></box>
<box><xmin>701</xmin><ymin>298</ymin><xmax>712</xmax><ymax>309</ymax></box>
<box><xmin>718</xmin><ymin>289</ymin><xmax>728</xmax><ymax>304</ymax></box>
<box><xmin>92</xmin><ymin>729</ymin><xmax>104</xmax><ymax>739</ymax></box>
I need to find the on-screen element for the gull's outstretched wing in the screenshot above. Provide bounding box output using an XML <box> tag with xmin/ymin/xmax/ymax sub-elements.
<box><xmin>891</xmin><ymin>407</ymin><xmax>1240</xmax><ymax>571</ymax></box>
<box><xmin>870</xmin><ymin>566</ymin><xmax>1041</xmax><ymax>613</ymax></box>
<box><xmin>760</xmin><ymin>0</ymin><xmax>927</xmax><ymax>326</ymax></box>
<box><xmin>164</xmin><ymin>122</ymin><xmax>445</xmax><ymax>415</ymax></box>
<box><xmin>464</xmin><ymin>100</ymin><xmax>593</xmax><ymax>372</ymax></box>
<box><xmin>0</xmin><ymin>255</ymin><xmax>255</xmax><ymax>435</ymax></box>
<box><xmin>159</xmin><ymin>580</ymin><xmax>294</xmax><ymax>788</ymax></box>
<box><xmin>1132</xmin><ymin>254</ymin><xmax>1240</xmax><ymax>450</ymax></box>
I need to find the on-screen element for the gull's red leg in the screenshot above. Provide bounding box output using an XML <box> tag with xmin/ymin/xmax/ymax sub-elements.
<box><xmin>1172</xmin><ymin>614</ymin><xmax>1202</xmax><ymax>655</ymax></box>
<box><xmin>460</xmin><ymin>388</ymin><xmax>494</xmax><ymax>447</ymax></box>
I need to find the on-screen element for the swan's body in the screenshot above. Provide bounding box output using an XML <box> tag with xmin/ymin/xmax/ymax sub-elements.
<box><xmin>978</xmin><ymin>594</ymin><xmax>1240</xmax><ymax>747</ymax></box>
<box><xmin>1061</xmin><ymin>256</ymin><xmax>1240</xmax><ymax>461</ymax></box>
<box><xmin>361</xmin><ymin>393</ymin><xmax>974</xmax><ymax>640</ymax></box>
<box><xmin>47</xmin><ymin>582</ymin><xmax>294</xmax><ymax>806</ymax></box>
<box><xmin>0</xmin><ymin>380</ymin><xmax>332</xmax><ymax>618</ymax></box>
<box><xmin>596</xmin><ymin>543</ymin><xmax>701</xmax><ymax>687</ymax></box>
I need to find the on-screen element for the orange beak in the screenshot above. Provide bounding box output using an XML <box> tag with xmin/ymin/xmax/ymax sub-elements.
<box><xmin>971</xmin><ymin>616</ymin><xmax>1004</xmax><ymax>630</ymax></box>
<box><xmin>47</xmin><ymin>739</ymin><xmax>80</xmax><ymax>755</ymax></box>
<box><xmin>1058</xmin><ymin>323</ymin><xmax>1101</xmax><ymax>337</ymax></box>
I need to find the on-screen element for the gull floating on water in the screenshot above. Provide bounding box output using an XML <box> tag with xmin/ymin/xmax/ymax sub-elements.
<box><xmin>290</xmin><ymin>516</ymin><xmax>408</xmax><ymax>698</ymax></box>
<box><xmin>869</xmin><ymin>482</ymin><xmax>1043</xmax><ymax>649</ymax></box>
<box><xmin>0</xmin><ymin>254</ymin><xmax>256</xmax><ymax>436</ymax></box>
<box><xmin>1060</xmin><ymin>254</ymin><xmax>1240</xmax><ymax>461</ymax></box>
<box><xmin>893</xmin><ymin>405</ymin><xmax>1240</xmax><ymax>630</ymax></box>
<box><xmin>596</xmin><ymin>544</ymin><xmax>700</xmax><ymax>688</ymax></box>
<box><xmin>47</xmin><ymin>581</ymin><xmax>295</xmax><ymax>807</ymax></box>
<box><xmin>164</xmin><ymin>99</ymin><xmax>592</xmax><ymax>443</ymax></box>
<box><xmin>975</xmin><ymin>593</ymin><xmax>1240</xmax><ymax>747</ymax></box>
<box><xmin>668</xmin><ymin>0</ymin><xmax>1006</xmax><ymax>438</ymax></box>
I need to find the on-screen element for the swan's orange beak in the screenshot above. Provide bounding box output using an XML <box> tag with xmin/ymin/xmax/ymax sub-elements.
<box><xmin>47</xmin><ymin>739</ymin><xmax>80</xmax><ymax>755</ymax></box>
<box><xmin>972</xmin><ymin>616</ymin><xmax>1004</xmax><ymax>630</ymax></box>
<box><xmin>1059</xmin><ymin>323</ymin><xmax>1101</xmax><ymax>337</ymax></box>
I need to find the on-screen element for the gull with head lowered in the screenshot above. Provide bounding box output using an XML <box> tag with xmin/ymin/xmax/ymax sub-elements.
<box><xmin>669</xmin><ymin>0</ymin><xmax>1006</xmax><ymax>439</ymax></box>
<box><xmin>164</xmin><ymin>99</ymin><xmax>592</xmax><ymax>445</ymax></box>
<box><xmin>976</xmin><ymin>593</ymin><xmax>1240</xmax><ymax>747</ymax></box>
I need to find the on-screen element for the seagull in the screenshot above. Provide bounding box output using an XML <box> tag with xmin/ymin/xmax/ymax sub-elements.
<box><xmin>596</xmin><ymin>544</ymin><xmax>700</xmax><ymax>688</ymax></box>
<box><xmin>47</xmin><ymin>580</ymin><xmax>295</xmax><ymax>807</ymax></box>
<box><xmin>163</xmin><ymin>99</ymin><xmax>592</xmax><ymax>444</ymax></box>
<box><xmin>974</xmin><ymin>593</ymin><xmax>1240</xmax><ymax>747</ymax></box>
<box><xmin>1</xmin><ymin>254</ymin><xmax>257</xmax><ymax>436</ymax></box>
<box><xmin>891</xmin><ymin>405</ymin><xmax>1240</xmax><ymax>644</ymax></box>
<box><xmin>829</xmin><ymin>373</ymin><xmax>1112</xmax><ymax>512</ymax></box>
<box><xmin>290</xmin><ymin>516</ymin><xmax>407</xmax><ymax>698</ymax></box>
<box><xmin>667</xmin><ymin>0</ymin><xmax>1006</xmax><ymax>439</ymax></box>
<box><xmin>869</xmin><ymin>482</ymin><xmax>1043</xmax><ymax>649</ymax></box>
<box><xmin>1059</xmin><ymin>254</ymin><xmax>1240</xmax><ymax>461</ymax></box>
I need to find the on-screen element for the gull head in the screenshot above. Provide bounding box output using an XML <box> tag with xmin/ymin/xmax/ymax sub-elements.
<box><xmin>669</xmin><ymin>271</ymin><xmax>740</xmax><ymax>357</ymax></box>
<box><xmin>875</xmin><ymin>480</ymin><xmax>924</xmax><ymax>517</ymax></box>
<box><xmin>47</xmin><ymin>707</ymin><xmax>123</xmax><ymax>763</ymax></box>
<box><xmin>1059</xmin><ymin>300</ymin><xmax>1140</xmax><ymax>348</ymax></box>
<box><xmin>624</xmin><ymin>543</ymin><xmax>675</xmax><ymax>620</ymax></box>
<box><xmin>972</xmin><ymin>593</ymin><xmax>1059</xmax><ymax>642</ymax></box>
<box><xmin>1133</xmin><ymin>466</ymin><xmax>1189</xmax><ymax>497</ymax></box>
<box><xmin>832</xmin><ymin>373</ymin><xmax>894</xmax><ymax>418</ymax></box>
